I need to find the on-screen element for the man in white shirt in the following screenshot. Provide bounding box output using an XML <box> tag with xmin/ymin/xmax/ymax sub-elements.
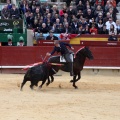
<box><xmin>105</xmin><ymin>17</ymin><xmax>117</xmax><ymax>31</ymax></box>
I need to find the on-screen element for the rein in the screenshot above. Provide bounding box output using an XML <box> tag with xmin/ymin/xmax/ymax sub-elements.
<box><xmin>75</xmin><ymin>46</ymin><xmax>85</xmax><ymax>58</ymax></box>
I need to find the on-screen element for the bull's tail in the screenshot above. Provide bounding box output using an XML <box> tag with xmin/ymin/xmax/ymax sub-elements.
<box><xmin>20</xmin><ymin>79</ymin><xmax>27</xmax><ymax>91</ymax></box>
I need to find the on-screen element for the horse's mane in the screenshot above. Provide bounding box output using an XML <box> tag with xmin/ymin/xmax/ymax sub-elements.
<box><xmin>75</xmin><ymin>46</ymin><xmax>85</xmax><ymax>57</ymax></box>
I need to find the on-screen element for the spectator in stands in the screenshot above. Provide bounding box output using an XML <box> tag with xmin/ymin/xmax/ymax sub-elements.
<box><xmin>95</xmin><ymin>12</ymin><xmax>103</xmax><ymax>23</ymax></box>
<box><xmin>17</xmin><ymin>36</ymin><xmax>25</xmax><ymax>46</ymax></box>
<box><xmin>55</xmin><ymin>18</ymin><xmax>61</xmax><ymax>28</ymax></box>
<box><xmin>102</xmin><ymin>25</ymin><xmax>109</xmax><ymax>34</ymax></box>
<box><xmin>95</xmin><ymin>0</ymin><xmax>104</xmax><ymax>6</ymax></box>
<box><xmin>109</xmin><ymin>0</ymin><xmax>116</xmax><ymax>8</ymax></box>
<box><xmin>89</xmin><ymin>24</ymin><xmax>98</xmax><ymax>35</ymax></box>
<box><xmin>52</xmin><ymin>13</ymin><xmax>61</xmax><ymax>24</ymax></box>
<box><xmin>42</xmin><ymin>2</ymin><xmax>51</xmax><ymax>13</ymax></box>
<box><xmin>36</xmin><ymin>32</ymin><xmax>45</xmax><ymax>41</ymax></box>
<box><xmin>59</xmin><ymin>6</ymin><xmax>67</xmax><ymax>17</ymax></box>
<box><xmin>10</xmin><ymin>4</ymin><xmax>20</xmax><ymax>19</ymax></box>
<box><xmin>76</xmin><ymin>0</ymin><xmax>85</xmax><ymax>11</ymax></box>
<box><xmin>76</xmin><ymin>24</ymin><xmax>85</xmax><ymax>34</ymax></box>
<box><xmin>103</xmin><ymin>12</ymin><xmax>111</xmax><ymax>23</ymax></box>
<box><xmin>38</xmin><ymin>23</ymin><xmax>49</xmax><ymax>33</ymax></box>
<box><xmin>61</xmin><ymin>13</ymin><xmax>71</xmax><ymax>24</ymax></box>
<box><xmin>51</xmin><ymin>5</ymin><xmax>59</xmax><ymax>16</ymax></box>
<box><xmin>89</xmin><ymin>18</ymin><xmax>98</xmax><ymax>29</ymax></box>
<box><xmin>84</xmin><ymin>24</ymin><xmax>90</xmax><ymax>34</ymax></box>
<box><xmin>19</xmin><ymin>0</ymin><xmax>29</xmax><ymax>14</ymax></box>
<box><xmin>83</xmin><ymin>9</ymin><xmax>94</xmax><ymax>22</ymax></box>
<box><xmin>105</xmin><ymin>0</ymin><xmax>112</xmax><ymax>12</ymax></box>
<box><xmin>108</xmin><ymin>32</ymin><xmax>118</xmax><ymax>41</ymax></box>
<box><xmin>1</xmin><ymin>5</ymin><xmax>11</xmax><ymax>19</ymax></box>
<box><xmin>7</xmin><ymin>39</ymin><xmax>14</xmax><ymax>46</ymax></box>
<box><xmin>79</xmin><ymin>18</ymin><xmax>88</xmax><ymax>29</ymax></box>
<box><xmin>66</xmin><ymin>0</ymin><xmax>72</xmax><ymax>7</ymax></box>
<box><xmin>54</xmin><ymin>23</ymin><xmax>65</xmax><ymax>33</ymax></box>
<box><xmin>46</xmin><ymin>19</ymin><xmax>53</xmax><ymax>30</ymax></box>
<box><xmin>51</xmin><ymin>23</ymin><xmax>57</xmax><ymax>33</ymax></box>
<box><xmin>71</xmin><ymin>18</ymin><xmax>79</xmax><ymax>34</ymax></box>
<box><xmin>97</xmin><ymin>19</ymin><xmax>104</xmax><ymax>34</ymax></box>
<box><xmin>94</xmin><ymin>5</ymin><xmax>103</xmax><ymax>18</ymax></box>
<box><xmin>33</xmin><ymin>7</ymin><xmax>42</xmax><ymax>19</ymax></box>
<box><xmin>64</xmin><ymin>22</ymin><xmax>72</xmax><ymax>33</ymax></box>
<box><xmin>108</xmin><ymin>7</ymin><xmax>117</xmax><ymax>22</ymax></box>
<box><xmin>7</xmin><ymin>0</ymin><xmax>12</xmax><ymax>9</ymax></box>
<box><xmin>46</xmin><ymin>30</ymin><xmax>59</xmax><ymax>40</ymax></box>
<box><xmin>117</xmin><ymin>1</ymin><xmax>120</xmax><ymax>7</ymax></box>
<box><xmin>76</xmin><ymin>10</ymin><xmax>84</xmax><ymax>19</ymax></box>
<box><xmin>67</xmin><ymin>5</ymin><xmax>76</xmax><ymax>19</ymax></box>
<box><xmin>6</xmin><ymin>34</ymin><xmax>14</xmax><ymax>46</ymax></box>
<box><xmin>108</xmin><ymin>24</ymin><xmax>117</xmax><ymax>35</ymax></box>
<box><xmin>43</xmin><ymin>13</ymin><xmax>52</xmax><ymax>24</ymax></box>
<box><xmin>116</xmin><ymin>20</ymin><xmax>120</xmax><ymax>35</ymax></box>
<box><xmin>26</xmin><ymin>12</ymin><xmax>34</xmax><ymax>28</ymax></box>
<box><xmin>105</xmin><ymin>17</ymin><xmax>117</xmax><ymax>31</ymax></box>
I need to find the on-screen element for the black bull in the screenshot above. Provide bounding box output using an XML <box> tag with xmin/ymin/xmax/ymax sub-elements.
<box><xmin>20</xmin><ymin>62</ymin><xmax>55</xmax><ymax>90</ymax></box>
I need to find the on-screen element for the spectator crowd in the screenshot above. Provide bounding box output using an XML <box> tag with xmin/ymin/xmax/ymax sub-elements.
<box><xmin>1</xmin><ymin>0</ymin><xmax>120</xmax><ymax>41</ymax></box>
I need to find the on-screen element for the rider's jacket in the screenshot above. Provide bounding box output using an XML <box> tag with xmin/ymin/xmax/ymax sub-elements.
<box><xmin>50</xmin><ymin>42</ymin><xmax>72</xmax><ymax>55</ymax></box>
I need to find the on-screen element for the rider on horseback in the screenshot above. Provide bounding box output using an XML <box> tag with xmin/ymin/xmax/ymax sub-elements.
<box><xmin>46</xmin><ymin>40</ymin><xmax>74</xmax><ymax>76</ymax></box>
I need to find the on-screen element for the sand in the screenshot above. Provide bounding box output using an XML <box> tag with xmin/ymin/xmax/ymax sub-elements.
<box><xmin>0</xmin><ymin>71</ymin><xmax>120</xmax><ymax>120</ymax></box>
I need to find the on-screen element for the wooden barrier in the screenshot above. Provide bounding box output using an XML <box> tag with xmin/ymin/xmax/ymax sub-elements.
<box><xmin>0</xmin><ymin>46</ymin><xmax>120</xmax><ymax>67</ymax></box>
<box><xmin>80</xmin><ymin>41</ymin><xmax>120</xmax><ymax>47</ymax></box>
<box><xmin>70</xmin><ymin>34</ymin><xmax>120</xmax><ymax>44</ymax></box>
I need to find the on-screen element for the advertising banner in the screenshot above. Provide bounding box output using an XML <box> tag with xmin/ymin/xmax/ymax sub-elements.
<box><xmin>0</xmin><ymin>19</ymin><xmax>23</xmax><ymax>33</ymax></box>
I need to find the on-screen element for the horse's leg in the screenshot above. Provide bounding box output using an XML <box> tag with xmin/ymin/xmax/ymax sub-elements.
<box><xmin>39</xmin><ymin>79</ymin><xmax>46</xmax><ymax>89</ymax></box>
<box><xmin>70</xmin><ymin>72</ymin><xmax>81</xmax><ymax>82</ymax></box>
<box><xmin>73</xmin><ymin>75</ymin><xmax>78</xmax><ymax>89</ymax></box>
<box><xmin>70</xmin><ymin>75</ymin><xmax>77</xmax><ymax>82</ymax></box>
<box><xmin>46</xmin><ymin>76</ymin><xmax>51</xmax><ymax>86</ymax></box>
<box><xmin>75</xmin><ymin>72</ymin><xmax>81</xmax><ymax>82</ymax></box>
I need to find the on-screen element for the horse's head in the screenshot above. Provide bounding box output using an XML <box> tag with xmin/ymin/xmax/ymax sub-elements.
<box><xmin>76</xmin><ymin>46</ymin><xmax>94</xmax><ymax>60</ymax></box>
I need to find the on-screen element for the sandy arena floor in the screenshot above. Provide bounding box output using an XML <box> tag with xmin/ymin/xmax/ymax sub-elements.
<box><xmin>0</xmin><ymin>71</ymin><xmax>120</xmax><ymax>120</ymax></box>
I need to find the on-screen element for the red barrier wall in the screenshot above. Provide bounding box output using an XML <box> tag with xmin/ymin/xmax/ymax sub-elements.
<box><xmin>0</xmin><ymin>46</ymin><xmax>120</xmax><ymax>67</ymax></box>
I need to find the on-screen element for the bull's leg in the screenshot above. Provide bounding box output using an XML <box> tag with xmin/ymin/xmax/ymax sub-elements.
<box><xmin>30</xmin><ymin>81</ymin><xmax>34</xmax><ymax>90</ymax></box>
<box><xmin>20</xmin><ymin>79</ymin><xmax>27</xmax><ymax>91</ymax></box>
<box><xmin>39</xmin><ymin>79</ymin><xmax>46</xmax><ymax>89</ymax></box>
<box><xmin>46</xmin><ymin>76</ymin><xmax>51</xmax><ymax>86</ymax></box>
<box><xmin>50</xmin><ymin>75</ymin><xmax>54</xmax><ymax>83</ymax></box>
<box><xmin>46</xmin><ymin>75</ymin><xmax>54</xmax><ymax>86</ymax></box>
<box><xmin>73</xmin><ymin>76</ymin><xmax>78</xmax><ymax>89</ymax></box>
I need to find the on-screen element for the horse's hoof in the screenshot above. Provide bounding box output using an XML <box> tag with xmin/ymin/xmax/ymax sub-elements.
<box><xmin>75</xmin><ymin>87</ymin><xmax>78</xmax><ymax>89</ymax></box>
<box><xmin>70</xmin><ymin>80</ymin><xmax>74</xmax><ymax>82</ymax></box>
<box><xmin>73</xmin><ymin>86</ymin><xmax>78</xmax><ymax>89</ymax></box>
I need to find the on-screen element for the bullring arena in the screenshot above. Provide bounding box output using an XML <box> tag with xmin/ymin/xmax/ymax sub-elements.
<box><xmin>0</xmin><ymin>69</ymin><xmax>120</xmax><ymax>120</ymax></box>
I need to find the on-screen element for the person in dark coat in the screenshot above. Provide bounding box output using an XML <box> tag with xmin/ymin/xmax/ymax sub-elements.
<box><xmin>10</xmin><ymin>4</ymin><xmax>20</xmax><ymax>19</ymax></box>
<box><xmin>108</xmin><ymin>32</ymin><xmax>118</xmax><ymax>41</ymax></box>
<box><xmin>46</xmin><ymin>40</ymin><xmax>74</xmax><ymax>76</ymax></box>
<box><xmin>46</xmin><ymin>31</ymin><xmax>59</xmax><ymax>40</ymax></box>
